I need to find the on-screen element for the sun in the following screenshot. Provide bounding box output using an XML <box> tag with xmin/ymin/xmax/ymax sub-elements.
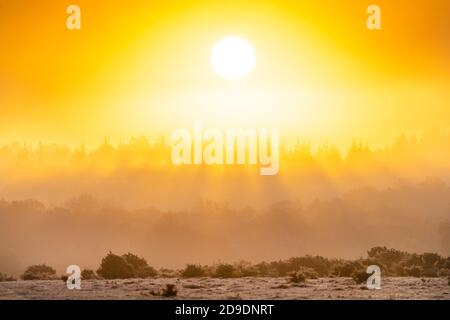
<box><xmin>210</xmin><ymin>37</ymin><xmax>256</xmax><ymax>80</ymax></box>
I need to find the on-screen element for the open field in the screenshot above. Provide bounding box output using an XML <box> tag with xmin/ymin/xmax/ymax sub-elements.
<box><xmin>0</xmin><ymin>277</ymin><xmax>448</xmax><ymax>300</ymax></box>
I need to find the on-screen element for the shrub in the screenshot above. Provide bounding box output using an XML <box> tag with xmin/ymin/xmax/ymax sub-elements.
<box><xmin>81</xmin><ymin>269</ymin><xmax>98</xmax><ymax>280</ymax></box>
<box><xmin>421</xmin><ymin>267</ymin><xmax>438</xmax><ymax>278</ymax></box>
<box><xmin>298</xmin><ymin>266</ymin><xmax>319</xmax><ymax>279</ymax></box>
<box><xmin>97</xmin><ymin>252</ymin><xmax>134</xmax><ymax>279</ymax></box>
<box><xmin>367</xmin><ymin>247</ymin><xmax>406</xmax><ymax>266</ymax></box>
<box><xmin>161</xmin><ymin>284</ymin><xmax>178</xmax><ymax>297</ymax></box>
<box><xmin>181</xmin><ymin>264</ymin><xmax>205</xmax><ymax>278</ymax></box>
<box><xmin>394</xmin><ymin>265</ymin><xmax>405</xmax><ymax>276</ymax></box>
<box><xmin>404</xmin><ymin>265</ymin><xmax>422</xmax><ymax>277</ymax></box>
<box><xmin>352</xmin><ymin>270</ymin><xmax>370</xmax><ymax>284</ymax></box>
<box><xmin>151</xmin><ymin>284</ymin><xmax>178</xmax><ymax>297</ymax></box>
<box><xmin>420</xmin><ymin>253</ymin><xmax>441</xmax><ymax>268</ymax></box>
<box><xmin>0</xmin><ymin>272</ymin><xmax>16</xmax><ymax>282</ymax></box>
<box><xmin>333</xmin><ymin>261</ymin><xmax>361</xmax><ymax>277</ymax></box>
<box><xmin>254</xmin><ymin>262</ymin><xmax>271</xmax><ymax>276</ymax></box>
<box><xmin>288</xmin><ymin>256</ymin><xmax>331</xmax><ymax>277</ymax></box>
<box><xmin>270</xmin><ymin>261</ymin><xmax>292</xmax><ymax>276</ymax></box>
<box><xmin>97</xmin><ymin>252</ymin><xmax>157</xmax><ymax>279</ymax></box>
<box><xmin>122</xmin><ymin>253</ymin><xmax>157</xmax><ymax>278</ymax></box>
<box><xmin>288</xmin><ymin>266</ymin><xmax>318</xmax><ymax>283</ymax></box>
<box><xmin>22</xmin><ymin>264</ymin><xmax>57</xmax><ymax>280</ymax></box>
<box><xmin>288</xmin><ymin>271</ymin><xmax>306</xmax><ymax>283</ymax></box>
<box><xmin>404</xmin><ymin>254</ymin><xmax>422</xmax><ymax>267</ymax></box>
<box><xmin>234</xmin><ymin>262</ymin><xmax>258</xmax><ymax>277</ymax></box>
<box><xmin>438</xmin><ymin>268</ymin><xmax>450</xmax><ymax>277</ymax></box>
<box><xmin>214</xmin><ymin>264</ymin><xmax>234</xmax><ymax>278</ymax></box>
<box><xmin>445</xmin><ymin>258</ymin><xmax>450</xmax><ymax>269</ymax></box>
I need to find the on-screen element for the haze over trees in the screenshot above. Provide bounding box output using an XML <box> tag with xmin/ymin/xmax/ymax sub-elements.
<box><xmin>0</xmin><ymin>130</ymin><xmax>449</xmax><ymax>209</ymax></box>
<box><xmin>0</xmin><ymin>178</ymin><xmax>449</xmax><ymax>276</ymax></box>
<box><xmin>0</xmin><ymin>130</ymin><xmax>449</xmax><ymax>275</ymax></box>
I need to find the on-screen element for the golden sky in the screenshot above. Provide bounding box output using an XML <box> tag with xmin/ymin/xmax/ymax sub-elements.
<box><xmin>1</xmin><ymin>0</ymin><xmax>449</xmax><ymax>150</ymax></box>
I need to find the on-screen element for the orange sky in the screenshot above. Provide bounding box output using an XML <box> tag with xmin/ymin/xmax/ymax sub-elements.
<box><xmin>1</xmin><ymin>0</ymin><xmax>449</xmax><ymax>150</ymax></box>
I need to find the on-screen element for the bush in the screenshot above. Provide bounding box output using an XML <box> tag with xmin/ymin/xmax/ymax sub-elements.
<box><xmin>288</xmin><ymin>256</ymin><xmax>331</xmax><ymax>277</ymax></box>
<box><xmin>97</xmin><ymin>252</ymin><xmax>134</xmax><ymax>279</ymax></box>
<box><xmin>122</xmin><ymin>253</ymin><xmax>157</xmax><ymax>278</ymax></box>
<box><xmin>404</xmin><ymin>254</ymin><xmax>422</xmax><ymax>267</ymax></box>
<box><xmin>96</xmin><ymin>252</ymin><xmax>157</xmax><ymax>279</ymax></box>
<box><xmin>214</xmin><ymin>264</ymin><xmax>234</xmax><ymax>278</ymax></box>
<box><xmin>234</xmin><ymin>262</ymin><xmax>258</xmax><ymax>277</ymax></box>
<box><xmin>161</xmin><ymin>284</ymin><xmax>178</xmax><ymax>297</ymax></box>
<box><xmin>81</xmin><ymin>269</ymin><xmax>98</xmax><ymax>280</ymax></box>
<box><xmin>438</xmin><ymin>268</ymin><xmax>450</xmax><ymax>277</ymax></box>
<box><xmin>181</xmin><ymin>264</ymin><xmax>205</xmax><ymax>278</ymax></box>
<box><xmin>288</xmin><ymin>271</ymin><xmax>306</xmax><ymax>283</ymax></box>
<box><xmin>404</xmin><ymin>265</ymin><xmax>422</xmax><ymax>277</ymax></box>
<box><xmin>352</xmin><ymin>270</ymin><xmax>370</xmax><ymax>284</ymax></box>
<box><xmin>367</xmin><ymin>247</ymin><xmax>406</xmax><ymax>267</ymax></box>
<box><xmin>22</xmin><ymin>264</ymin><xmax>57</xmax><ymax>280</ymax></box>
<box><xmin>0</xmin><ymin>272</ymin><xmax>16</xmax><ymax>282</ymax></box>
<box><xmin>151</xmin><ymin>283</ymin><xmax>178</xmax><ymax>297</ymax></box>
<box><xmin>420</xmin><ymin>253</ymin><xmax>441</xmax><ymax>268</ymax></box>
<box><xmin>298</xmin><ymin>266</ymin><xmax>319</xmax><ymax>279</ymax></box>
<box><xmin>445</xmin><ymin>258</ymin><xmax>450</xmax><ymax>269</ymax></box>
<box><xmin>333</xmin><ymin>261</ymin><xmax>361</xmax><ymax>277</ymax></box>
<box><xmin>254</xmin><ymin>262</ymin><xmax>271</xmax><ymax>276</ymax></box>
<box><xmin>421</xmin><ymin>267</ymin><xmax>438</xmax><ymax>277</ymax></box>
<box><xmin>270</xmin><ymin>261</ymin><xmax>292</xmax><ymax>277</ymax></box>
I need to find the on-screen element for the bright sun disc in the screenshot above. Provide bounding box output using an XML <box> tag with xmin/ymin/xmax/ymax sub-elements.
<box><xmin>210</xmin><ymin>37</ymin><xmax>256</xmax><ymax>80</ymax></box>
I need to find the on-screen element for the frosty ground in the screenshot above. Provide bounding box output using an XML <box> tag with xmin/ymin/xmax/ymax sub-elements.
<box><xmin>0</xmin><ymin>277</ymin><xmax>448</xmax><ymax>300</ymax></box>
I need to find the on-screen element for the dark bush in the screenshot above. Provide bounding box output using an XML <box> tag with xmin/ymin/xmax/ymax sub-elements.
<box><xmin>404</xmin><ymin>265</ymin><xmax>422</xmax><ymax>277</ymax></box>
<box><xmin>394</xmin><ymin>265</ymin><xmax>405</xmax><ymax>276</ymax></box>
<box><xmin>352</xmin><ymin>270</ymin><xmax>370</xmax><ymax>284</ymax></box>
<box><xmin>149</xmin><ymin>284</ymin><xmax>178</xmax><ymax>297</ymax></box>
<box><xmin>234</xmin><ymin>262</ymin><xmax>258</xmax><ymax>277</ymax></box>
<box><xmin>288</xmin><ymin>256</ymin><xmax>331</xmax><ymax>277</ymax></box>
<box><xmin>367</xmin><ymin>246</ymin><xmax>407</xmax><ymax>267</ymax></box>
<box><xmin>214</xmin><ymin>264</ymin><xmax>234</xmax><ymax>278</ymax></box>
<box><xmin>0</xmin><ymin>272</ymin><xmax>16</xmax><ymax>282</ymax></box>
<box><xmin>22</xmin><ymin>264</ymin><xmax>57</xmax><ymax>280</ymax></box>
<box><xmin>181</xmin><ymin>264</ymin><xmax>205</xmax><ymax>278</ymax></box>
<box><xmin>161</xmin><ymin>284</ymin><xmax>178</xmax><ymax>297</ymax></box>
<box><xmin>270</xmin><ymin>261</ymin><xmax>292</xmax><ymax>276</ymax></box>
<box><xmin>288</xmin><ymin>271</ymin><xmax>306</xmax><ymax>283</ymax></box>
<box><xmin>445</xmin><ymin>258</ymin><xmax>450</xmax><ymax>269</ymax></box>
<box><xmin>97</xmin><ymin>252</ymin><xmax>157</xmax><ymax>279</ymax></box>
<box><xmin>403</xmin><ymin>254</ymin><xmax>422</xmax><ymax>267</ymax></box>
<box><xmin>81</xmin><ymin>269</ymin><xmax>97</xmax><ymax>280</ymax></box>
<box><xmin>420</xmin><ymin>253</ymin><xmax>441</xmax><ymax>268</ymax></box>
<box><xmin>421</xmin><ymin>267</ymin><xmax>438</xmax><ymax>277</ymax></box>
<box><xmin>333</xmin><ymin>261</ymin><xmax>361</xmax><ymax>277</ymax></box>
<box><xmin>438</xmin><ymin>268</ymin><xmax>450</xmax><ymax>277</ymax></box>
<box><xmin>122</xmin><ymin>253</ymin><xmax>157</xmax><ymax>278</ymax></box>
<box><xmin>97</xmin><ymin>252</ymin><xmax>134</xmax><ymax>279</ymax></box>
<box><xmin>254</xmin><ymin>262</ymin><xmax>271</xmax><ymax>276</ymax></box>
<box><xmin>298</xmin><ymin>266</ymin><xmax>318</xmax><ymax>279</ymax></box>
